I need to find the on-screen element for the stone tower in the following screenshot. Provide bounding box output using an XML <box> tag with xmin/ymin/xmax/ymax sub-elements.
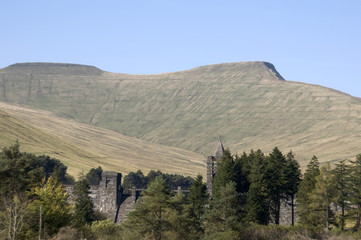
<box><xmin>97</xmin><ymin>171</ymin><xmax>122</xmax><ymax>220</ymax></box>
<box><xmin>206</xmin><ymin>140</ymin><xmax>224</xmax><ymax>196</ymax></box>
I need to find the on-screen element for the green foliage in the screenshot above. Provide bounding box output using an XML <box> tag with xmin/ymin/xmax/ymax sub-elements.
<box><xmin>26</xmin><ymin>176</ymin><xmax>72</xmax><ymax>237</ymax></box>
<box><xmin>123</xmin><ymin>169</ymin><xmax>194</xmax><ymax>190</ymax></box>
<box><xmin>91</xmin><ymin>220</ymin><xmax>122</xmax><ymax>240</ymax></box>
<box><xmin>347</xmin><ymin>154</ymin><xmax>361</xmax><ymax>230</ymax></box>
<box><xmin>307</xmin><ymin>164</ymin><xmax>336</xmax><ymax>229</ymax></box>
<box><xmin>246</xmin><ymin>150</ymin><xmax>270</xmax><ymax>225</ymax></box>
<box><xmin>122</xmin><ymin>176</ymin><xmax>172</xmax><ymax>240</ymax></box>
<box><xmin>85</xmin><ymin>166</ymin><xmax>103</xmax><ymax>185</ymax></box>
<box><xmin>122</xmin><ymin>170</ymin><xmax>147</xmax><ymax>189</ymax></box>
<box><xmin>212</xmin><ymin>149</ymin><xmax>248</xmax><ymax>199</ymax></box>
<box><xmin>72</xmin><ymin>177</ymin><xmax>95</xmax><ymax>227</ymax></box>
<box><xmin>0</xmin><ymin>141</ymin><xmax>72</xmax><ymax>195</ymax></box>
<box><xmin>188</xmin><ymin>175</ymin><xmax>208</xmax><ymax>220</ymax></box>
<box><xmin>332</xmin><ymin>159</ymin><xmax>351</xmax><ymax>230</ymax></box>
<box><xmin>297</xmin><ymin>155</ymin><xmax>320</xmax><ymax>226</ymax></box>
<box><xmin>203</xmin><ymin>182</ymin><xmax>244</xmax><ymax>237</ymax></box>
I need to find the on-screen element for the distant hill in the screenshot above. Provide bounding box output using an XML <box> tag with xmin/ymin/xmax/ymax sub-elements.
<box><xmin>0</xmin><ymin>102</ymin><xmax>205</xmax><ymax>177</ymax></box>
<box><xmin>1</xmin><ymin>61</ymin><xmax>361</xmax><ymax>169</ymax></box>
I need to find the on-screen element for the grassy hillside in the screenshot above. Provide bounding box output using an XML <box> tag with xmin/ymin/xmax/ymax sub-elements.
<box><xmin>0</xmin><ymin>102</ymin><xmax>205</xmax><ymax>177</ymax></box>
<box><xmin>1</xmin><ymin>61</ymin><xmax>361</xmax><ymax>168</ymax></box>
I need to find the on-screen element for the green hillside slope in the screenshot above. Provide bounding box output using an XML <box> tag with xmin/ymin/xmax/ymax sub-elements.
<box><xmin>0</xmin><ymin>103</ymin><xmax>205</xmax><ymax>177</ymax></box>
<box><xmin>1</xmin><ymin>61</ymin><xmax>361</xmax><ymax>168</ymax></box>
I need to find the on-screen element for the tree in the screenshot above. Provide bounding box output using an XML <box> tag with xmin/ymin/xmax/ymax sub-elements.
<box><xmin>307</xmin><ymin>164</ymin><xmax>335</xmax><ymax>229</ymax></box>
<box><xmin>0</xmin><ymin>142</ymin><xmax>73</xmax><ymax>195</ymax></box>
<box><xmin>72</xmin><ymin>177</ymin><xmax>95</xmax><ymax>227</ymax></box>
<box><xmin>284</xmin><ymin>151</ymin><xmax>302</xmax><ymax>226</ymax></box>
<box><xmin>122</xmin><ymin>176</ymin><xmax>172</xmax><ymax>240</ymax></box>
<box><xmin>203</xmin><ymin>182</ymin><xmax>243</xmax><ymax>238</ymax></box>
<box><xmin>122</xmin><ymin>170</ymin><xmax>147</xmax><ymax>189</ymax></box>
<box><xmin>264</xmin><ymin>147</ymin><xmax>288</xmax><ymax>225</ymax></box>
<box><xmin>27</xmin><ymin>176</ymin><xmax>72</xmax><ymax>237</ymax></box>
<box><xmin>348</xmin><ymin>154</ymin><xmax>361</xmax><ymax>230</ymax></box>
<box><xmin>188</xmin><ymin>175</ymin><xmax>208</xmax><ymax>221</ymax></box>
<box><xmin>297</xmin><ymin>155</ymin><xmax>320</xmax><ymax>226</ymax></box>
<box><xmin>0</xmin><ymin>193</ymin><xmax>29</xmax><ymax>240</ymax></box>
<box><xmin>332</xmin><ymin>159</ymin><xmax>351</xmax><ymax>230</ymax></box>
<box><xmin>85</xmin><ymin>166</ymin><xmax>103</xmax><ymax>185</ymax></box>
<box><xmin>166</xmin><ymin>191</ymin><xmax>202</xmax><ymax>240</ymax></box>
<box><xmin>246</xmin><ymin>149</ymin><xmax>269</xmax><ymax>225</ymax></box>
<box><xmin>212</xmin><ymin>149</ymin><xmax>237</xmax><ymax>197</ymax></box>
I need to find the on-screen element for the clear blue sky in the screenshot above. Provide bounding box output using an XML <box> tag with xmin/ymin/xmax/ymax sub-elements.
<box><xmin>1</xmin><ymin>1</ymin><xmax>361</xmax><ymax>97</ymax></box>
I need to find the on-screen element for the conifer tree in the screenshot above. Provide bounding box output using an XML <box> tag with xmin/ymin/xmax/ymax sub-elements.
<box><xmin>246</xmin><ymin>149</ymin><xmax>269</xmax><ymax>225</ymax></box>
<box><xmin>332</xmin><ymin>159</ymin><xmax>350</xmax><ymax>230</ymax></box>
<box><xmin>284</xmin><ymin>151</ymin><xmax>302</xmax><ymax>226</ymax></box>
<box><xmin>348</xmin><ymin>154</ymin><xmax>361</xmax><ymax>230</ymax></box>
<box><xmin>264</xmin><ymin>147</ymin><xmax>287</xmax><ymax>224</ymax></box>
<box><xmin>297</xmin><ymin>155</ymin><xmax>320</xmax><ymax>226</ymax></box>
<box><xmin>188</xmin><ymin>175</ymin><xmax>208</xmax><ymax>221</ymax></box>
<box><xmin>308</xmin><ymin>164</ymin><xmax>335</xmax><ymax>229</ymax></box>
<box><xmin>203</xmin><ymin>182</ymin><xmax>243</xmax><ymax>238</ymax></box>
<box><xmin>72</xmin><ymin>177</ymin><xmax>95</xmax><ymax>227</ymax></box>
<box><xmin>122</xmin><ymin>176</ymin><xmax>172</xmax><ymax>240</ymax></box>
<box><xmin>212</xmin><ymin>149</ymin><xmax>237</xmax><ymax>197</ymax></box>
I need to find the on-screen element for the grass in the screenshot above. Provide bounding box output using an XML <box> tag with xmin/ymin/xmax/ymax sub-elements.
<box><xmin>0</xmin><ymin>103</ymin><xmax>205</xmax><ymax>178</ymax></box>
<box><xmin>2</xmin><ymin>61</ymin><xmax>361</xmax><ymax>170</ymax></box>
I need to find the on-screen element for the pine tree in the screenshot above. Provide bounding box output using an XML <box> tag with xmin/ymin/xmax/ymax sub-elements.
<box><xmin>188</xmin><ymin>175</ymin><xmax>208</xmax><ymax>221</ymax></box>
<box><xmin>246</xmin><ymin>149</ymin><xmax>270</xmax><ymax>225</ymax></box>
<box><xmin>212</xmin><ymin>149</ymin><xmax>237</xmax><ymax>197</ymax></box>
<box><xmin>264</xmin><ymin>147</ymin><xmax>287</xmax><ymax>224</ymax></box>
<box><xmin>297</xmin><ymin>155</ymin><xmax>320</xmax><ymax>226</ymax></box>
<box><xmin>203</xmin><ymin>181</ymin><xmax>243</xmax><ymax>238</ymax></box>
<box><xmin>284</xmin><ymin>151</ymin><xmax>302</xmax><ymax>226</ymax></box>
<box><xmin>72</xmin><ymin>177</ymin><xmax>95</xmax><ymax>227</ymax></box>
<box><xmin>348</xmin><ymin>154</ymin><xmax>361</xmax><ymax>230</ymax></box>
<box><xmin>332</xmin><ymin>159</ymin><xmax>351</xmax><ymax>230</ymax></box>
<box><xmin>122</xmin><ymin>176</ymin><xmax>172</xmax><ymax>240</ymax></box>
<box><xmin>308</xmin><ymin>164</ymin><xmax>335</xmax><ymax>229</ymax></box>
<box><xmin>85</xmin><ymin>166</ymin><xmax>103</xmax><ymax>185</ymax></box>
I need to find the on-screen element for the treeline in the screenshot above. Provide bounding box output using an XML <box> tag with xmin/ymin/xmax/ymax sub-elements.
<box><xmin>121</xmin><ymin>148</ymin><xmax>361</xmax><ymax>239</ymax></box>
<box><xmin>0</xmin><ymin>142</ymin><xmax>109</xmax><ymax>239</ymax></box>
<box><xmin>122</xmin><ymin>169</ymin><xmax>194</xmax><ymax>190</ymax></box>
<box><xmin>3</xmin><ymin>141</ymin><xmax>361</xmax><ymax>240</ymax></box>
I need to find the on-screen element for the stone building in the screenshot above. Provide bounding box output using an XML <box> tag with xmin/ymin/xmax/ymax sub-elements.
<box><xmin>206</xmin><ymin>140</ymin><xmax>224</xmax><ymax>196</ymax></box>
<box><xmin>65</xmin><ymin>139</ymin><xmax>298</xmax><ymax>225</ymax></box>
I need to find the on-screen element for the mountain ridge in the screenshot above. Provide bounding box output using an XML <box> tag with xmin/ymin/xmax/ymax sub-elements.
<box><xmin>1</xmin><ymin>61</ymin><xmax>361</xmax><ymax>170</ymax></box>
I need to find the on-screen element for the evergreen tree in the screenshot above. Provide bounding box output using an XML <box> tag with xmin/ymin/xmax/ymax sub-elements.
<box><xmin>203</xmin><ymin>182</ymin><xmax>243</xmax><ymax>238</ymax></box>
<box><xmin>72</xmin><ymin>177</ymin><xmax>95</xmax><ymax>227</ymax></box>
<box><xmin>332</xmin><ymin>159</ymin><xmax>351</xmax><ymax>230</ymax></box>
<box><xmin>264</xmin><ymin>147</ymin><xmax>287</xmax><ymax>224</ymax></box>
<box><xmin>167</xmin><ymin>191</ymin><xmax>202</xmax><ymax>240</ymax></box>
<box><xmin>85</xmin><ymin>166</ymin><xmax>103</xmax><ymax>185</ymax></box>
<box><xmin>297</xmin><ymin>155</ymin><xmax>320</xmax><ymax>226</ymax></box>
<box><xmin>348</xmin><ymin>154</ymin><xmax>361</xmax><ymax>230</ymax></box>
<box><xmin>284</xmin><ymin>151</ymin><xmax>302</xmax><ymax>226</ymax></box>
<box><xmin>246</xmin><ymin>149</ymin><xmax>269</xmax><ymax>225</ymax></box>
<box><xmin>122</xmin><ymin>176</ymin><xmax>172</xmax><ymax>240</ymax></box>
<box><xmin>122</xmin><ymin>170</ymin><xmax>147</xmax><ymax>189</ymax></box>
<box><xmin>188</xmin><ymin>175</ymin><xmax>208</xmax><ymax>221</ymax></box>
<box><xmin>234</xmin><ymin>152</ymin><xmax>250</xmax><ymax>194</ymax></box>
<box><xmin>307</xmin><ymin>164</ymin><xmax>335</xmax><ymax>229</ymax></box>
<box><xmin>212</xmin><ymin>149</ymin><xmax>237</xmax><ymax>197</ymax></box>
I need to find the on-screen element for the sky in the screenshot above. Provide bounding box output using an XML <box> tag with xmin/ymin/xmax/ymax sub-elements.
<box><xmin>1</xmin><ymin>1</ymin><xmax>361</xmax><ymax>97</ymax></box>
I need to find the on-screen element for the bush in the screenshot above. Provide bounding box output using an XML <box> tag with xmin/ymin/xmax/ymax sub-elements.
<box><xmin>91</xmin><ymin>220</ymin><xmax>122</xmax><ymax>240</ymax></box>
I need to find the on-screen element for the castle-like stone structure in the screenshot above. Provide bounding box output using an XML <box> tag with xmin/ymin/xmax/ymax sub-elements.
<box><xmin>206</xmin><ymin>140</ymin><xmax>224</xmax><ymax>196</ymax></box>
<box><xmin>65</xmin><ymin>140</ymin><xmax>297</xmax><ymax>225</ymax></box>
